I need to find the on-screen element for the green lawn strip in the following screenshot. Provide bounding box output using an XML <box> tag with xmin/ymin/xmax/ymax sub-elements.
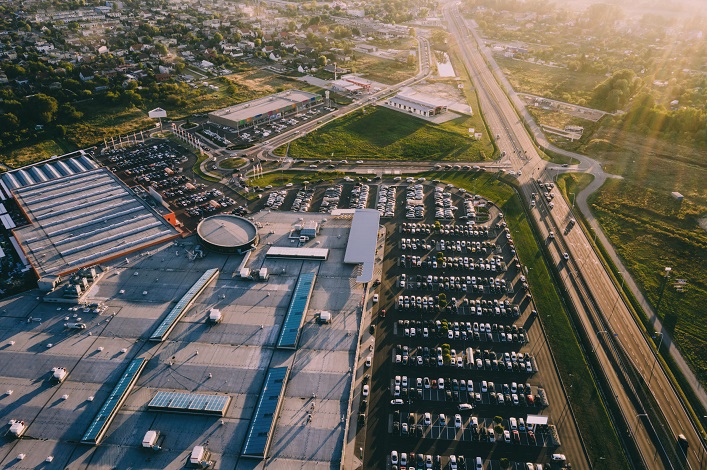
<box><xmin>423</xmin><ymin>170</ymin><xmax>628</xmax><ymax>468</ymax></box>
<box><xmin>190</xmin><ymin>153</ymin><xmax>220</xmax><ymax>183</ymax></box>
<box><xmin>247</xmin><ymin>170</ymin><xmax>347</xmax><ymax>188</ymax></box>
<box><xmin>557</xmin><ymin>179</ymin><xmax>707</xmax><ymax>439</ymax></box>
<box><xmin>555</xmin><ymin>173</ymin><xmax>594</xmax><ymax>205</ymax></box>
<box><xmin>220</xmin><ymin>157</ymin><xmax>247</xmax><ymax>170</ymax></box>
<box><xmin>446</xmin><ymin>47</ymin><xmax>496</xmax><ymax>159</ymax></box>
<box><xmin>282</xmin><ymin>107</ymin><xmax>487</xmax><ymax>161</ymax></box>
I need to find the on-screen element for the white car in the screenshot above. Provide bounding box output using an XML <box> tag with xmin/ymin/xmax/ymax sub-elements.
<box><xmin>454</xmin><ymin>414</ymin><xmax>462</xmax><ymax>428</ymax></box>
<box><xmin>424</xmin><ymin>412</ymin><xmax>432</xmax><ymax>426</ymax></box>
<box><xmin>439</xmin><ymin>413</ymin><xmax>447</xmax><ymax>426</ymax></box>
<box><xmin>362</xmin><ymin>385</ymin><xmax>369</xmax><ymax>396</ymax></box>
<box><xmin>365</xmin><ymin>356</ymin><xmax>372</xmax><ymax>367</ymax></box>
<box><xmin>391</xmin><ymin>451</ymin><xmax>398</xmax><ymax>465</ymax></box>
<box><xmin>372</xmin><ymin>294</ymin><xmax>379</xmax><ymax>303</ymax></box>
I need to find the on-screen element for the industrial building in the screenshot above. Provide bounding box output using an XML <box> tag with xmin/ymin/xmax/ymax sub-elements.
<box><xmin>386</xmin><ymin>89</ymin><xmax>450</xmax><ymax>117</ymax></box>
<box><xmin>8</xmin><ymin>164</ymin><xmax>181</xmax><ymax>279</ymax></box>
<box><xmin>208</xmin><ymin>89</ymin><xmax>322</xmax><ymax>130</ymax></box>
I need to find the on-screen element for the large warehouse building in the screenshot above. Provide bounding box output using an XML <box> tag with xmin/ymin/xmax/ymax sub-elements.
<box><xmin>208</xmin><ymin>90</ymin><xmax>323</xmax><ymax>130</ymax></box>
<box><xmin>5</xmin><ymin>159</ymin><xmax>181</xmax><ymax>279</ymax></box>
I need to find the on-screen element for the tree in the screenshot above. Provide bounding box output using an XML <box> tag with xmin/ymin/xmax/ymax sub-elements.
<box><xmin>409</xmin><ymin>27</ymin><xmax>416</xmax><ymax>37</ymax></box>
<box><xmin>155</xmin><ymin>43</ymin><xmax>168</xmax><ymax>56</ymax></box>
<box><xmin>0</xmin><ymin>113</ymin><xmax>20</xmax><ymax>130</ymax></box>
<box><xmin>28</xmin><ymin>94</ymin><xmax>58</xmax><ymax>124</ymax></box>
<box><xmin>317</xmin><ymin>55</ymin><xmax>328</xmax><ymax>66</ymax></box>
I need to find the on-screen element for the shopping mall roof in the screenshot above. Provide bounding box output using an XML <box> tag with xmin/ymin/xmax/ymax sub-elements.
<box><xmin>11</xmin><ymin>168</ymin><xmax>180</xmax><ymax>277</ymax></box>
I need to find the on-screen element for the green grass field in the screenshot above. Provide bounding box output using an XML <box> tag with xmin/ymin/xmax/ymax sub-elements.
<box><xmin>425</xmin><ymin>170</ymin><xmax>628</xmax><ymax>469</ymax></box>
<box><xmin>0</xmin><ymin>139</ymin><xmax>72</xmax><ymax>169</ymax></box>
<box><xmin>349</xmin><ymin>53</ymin><xmax>417</xmax><ymax>85</ymax></box>
<box><xmin>280</xmin><ymin>107</ymin><xmax>488</xmax><ymax>161</ymax></box>
<box><xmin>556</xmin><ymin>173</ymin><xmax>595</xmax><ymax>204</ymax></box>
<box><xmin>248</xmin><ymin>170</ymin><xmax>346</xmax><ymax>188</ymax></box>
<box><xmin>219</xmin><ymin>157</ymin><xmax>247</xmax><ymax>170</ymax></box>
<box><xmin>496</xmin><ymin>56</ymin><xmax>605</xmax><ymax>105</ymax></box>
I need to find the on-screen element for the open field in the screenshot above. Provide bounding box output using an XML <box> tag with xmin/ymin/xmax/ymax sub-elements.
<box><xmin>424</xmin><ymin>170</ymin><xmax>627</xmax><ymax>469</ymax></box>
<box><xmin>0</xmin><ymin>139</ymin><xmax>73</xmax><ymax>169</ymax></box>
<box><xmin>68</xmin><ymin>103</ymin><xmax>154</xmax><ymax>149</ymax></box>
<box><xmin>281</xmin><ymin>107</ymin><xmax>488</xmax><ymax>161</ymax></box>
<box><xmin>348</xmin><ymin>53</ymin><xmax>417</xmax><ymax>85</ymax></box>
<box><xmin>496</xmin><ymin>56</ymin><xmax>605</xmax><ymax>106</ymax></box>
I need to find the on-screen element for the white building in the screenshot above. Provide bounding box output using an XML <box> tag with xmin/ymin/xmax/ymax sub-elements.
<box><xmin>386</xmin><ymin>91</ymin><xmax>449</xmax><ymax>117</ymax></box>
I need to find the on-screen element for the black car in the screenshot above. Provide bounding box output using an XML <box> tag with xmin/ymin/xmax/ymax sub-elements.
<box><xmin>358</xmin><ymin>413</ymin><xmax>365</xmax><ymax>425</ymax></box>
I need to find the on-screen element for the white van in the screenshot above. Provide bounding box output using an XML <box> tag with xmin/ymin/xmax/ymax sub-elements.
<box><xmin>509</xmin><ymin>417</ymin><xmax>517</xmax><ymax>430</ymax></box>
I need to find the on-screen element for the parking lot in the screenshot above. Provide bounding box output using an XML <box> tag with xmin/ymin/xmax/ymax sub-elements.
<box><xmin>95</xmin><ymin>140</ymin><xmax>243</xmax><ymax>231</ymax></box>
<box><xmin>191</xmin><ymin>105</ymin><xmax>336</xmax><ymax>149</ymax></box>
<box><xmin>353</xmin><ymin>178</ymin><xmax>569</xmax><ymax>469</ymax></box>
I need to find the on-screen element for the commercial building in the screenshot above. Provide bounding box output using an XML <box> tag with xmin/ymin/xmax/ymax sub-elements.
<box><xmin>208</xmin><ymin>89</ymin><xmax>322</xmax><ymax>130</ymax></box>
<box><xmin>8</xmin><ymin>164</ymin><xmax>180</xmax><ymax>279</ymax></box>
<box><xmin>386</xmin><ymin>90</ymin><xmax>449</xmax><ymax>117</ymax></box>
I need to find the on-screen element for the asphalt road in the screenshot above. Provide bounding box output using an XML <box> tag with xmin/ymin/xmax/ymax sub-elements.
<box><xmin>442</xmin><ymin>3</ymin><xmax>706</xmax><ymax>469</ymax></box>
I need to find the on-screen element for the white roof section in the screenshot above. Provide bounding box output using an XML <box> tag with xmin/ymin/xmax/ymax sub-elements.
<box><xmin>393</xmin><ymin>87</ymin><xmax>453</xmax><ymax>108</ymax></box>
<box><xmin>343</xmin><ymin>209</ymin><xmax>380</xmax><ymax>283</ymax></box>
<box><xmin>266</xmin><ymin>246</ymin><xmax>329</xmax><ymax>259</ymax></box>
<box><xmin>526</xmin><ymin>415</ymin><xmax>549</xmax><ymax>425</ymax></box>
<box><xmin>209</xmin><ymin>89</ymin><xmax>320</xmax><ymax>124</ymax></box>
<box><xmin>12</xmin><ymin>168</ymin><xmax>180</xmax><ymax>277</ymax></box>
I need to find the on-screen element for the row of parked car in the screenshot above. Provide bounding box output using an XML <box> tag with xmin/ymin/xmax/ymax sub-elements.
<box><xmin>377</xmin><ymin>185</ymin><xmax>397</xmax><ymax>218</ymax></box>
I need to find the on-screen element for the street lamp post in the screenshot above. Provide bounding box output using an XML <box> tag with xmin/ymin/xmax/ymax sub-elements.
<box><xmin>648</xmin><ymin>331</ymin><xmax>664</xmax><ymax>384</ymax></box>
<box><xmin>593</xmin><ymin>330</ymin><xmax>609</xmax><ymax>353</ymax></box>
<box><xmin>632</xmin><ymin>413</ymin><xmax>648</xmax><ymax>437</ymax></box>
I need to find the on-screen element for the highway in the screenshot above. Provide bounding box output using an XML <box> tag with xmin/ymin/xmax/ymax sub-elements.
<box><xmin>442</xmin><ymin>2</ymin><xmax>706</xmax><ymax>469</ymax></box>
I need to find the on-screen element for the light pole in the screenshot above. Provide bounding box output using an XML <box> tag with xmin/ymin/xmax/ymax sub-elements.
<box><xmin>648</xmin><ymin>331</ymin><xmax>664</xmax><ymax>384</ymax></box>
<box><xmin>593</xmin><ymin>330</ymin><xmax>609</xmax><ymax>353</ymax></box>
<box><xmin>632</xmin><ymin>413</ymin><xmax>648</xmax><ymax>437</ymax></box>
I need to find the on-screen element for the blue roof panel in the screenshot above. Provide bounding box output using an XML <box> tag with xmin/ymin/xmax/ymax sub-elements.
<box><xmin>147</xmin><ymin>391</ymin><xmax>230</xmax><ymax>415</ymax></box>
<box><xmin>242</xmin><ymin>367</ymin><xmax>289</xmax><ymax>458</ymax></box>
<box><xmin>81</xmin><ymin>357</ymin><xmax>147</xmax><ymax>445</ymax></box>
<box><xmin>150</xmin><ymin>268</ymin><xmax>219</xmax><ymax>341</ymax></box>
<box><xmin>276</xmin><ymin>272</ymin><xmax>316</xmax><ymax>349</ymax></box>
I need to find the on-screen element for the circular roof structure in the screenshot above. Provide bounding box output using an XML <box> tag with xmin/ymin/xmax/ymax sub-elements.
<box><xmin>197</xmin><ymin>214</ymin><xmax>258</xmax><ymax>250</ymax></box>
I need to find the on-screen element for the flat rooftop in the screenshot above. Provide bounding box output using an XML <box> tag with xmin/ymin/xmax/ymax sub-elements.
<box><xmin>0</xmin><ymin>210</ymin><xmax>364</xmax><ymax>469</ymax></box>
<box><xmin>12</xmin><ymin>168</ymin><xmax>180</xmax><ymax>277</ymax></box>
<box><xmin>197</xmin><ymin>215</ymin><xmax>258</xmax><ymax>248</ymax></box>
<box><xmin>209</xmin><ymin>90</ymin><xmax>320</xmax><ymax>124</ymax></box>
